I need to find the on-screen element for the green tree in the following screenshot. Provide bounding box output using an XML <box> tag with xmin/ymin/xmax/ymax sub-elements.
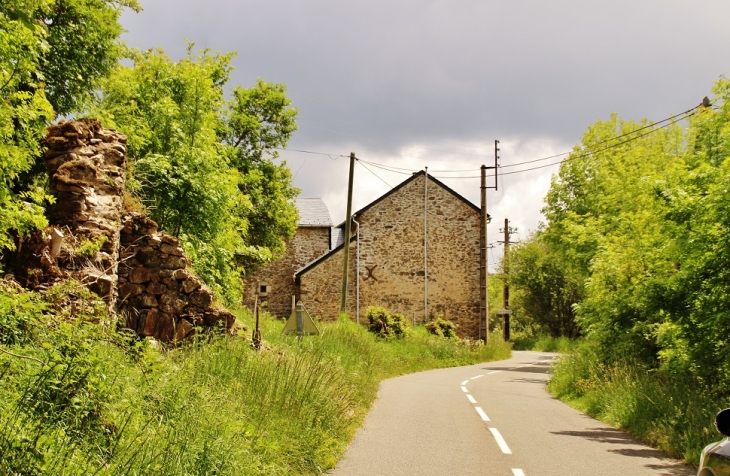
<box><xmin>87</xmin><ymin>46</ymin><xmax>248</xmax><ymax>301</ymax></box>
<box><xmin>508</xmin><ymin>232</ymin><xmax>582</xmax><ymax>338</ymax></box>
<box><xmin>654</xmin><ymin>79</ymin><xmax>730</xmax><ymax>386</ymax></box>
<box><xmin>38</xmin><ymin>0</ymin><xmax>141</xmax><ymax>116</ymax></box>
<box><xmin>0</xmin><ymin>0</ymin><xmax>139</xmax><ymax>254</ymax></box>
<box><xmin>220</xmin><ymin>80</ymin><xmax>300</xmax><ymax>268</ymax></box>
<box><xmin>0</xmin><ymin>1</ymin><xmax>54</xmax><ymax>252</ymax></box>
<box><xmin>88</xmin><ymin>46</ymin><xmax>300</xmax><ymax>301</ymax></box>
<box><xmin>539</xmin><ymin>112</ymin><xmax>686</xmax><ymax>360</ymax></box>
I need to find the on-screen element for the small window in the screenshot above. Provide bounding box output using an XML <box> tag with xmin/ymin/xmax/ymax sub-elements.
<box><xmin>259</xmin><ymin>284</ymin><xmax>270</xmax><ymax>296</ymax></box>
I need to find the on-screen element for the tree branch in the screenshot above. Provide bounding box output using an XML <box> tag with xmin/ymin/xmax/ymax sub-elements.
<box><xmin>0</xmin><ymin>346</ymin><xmax>46</xmax><ymax>365</ymax></box>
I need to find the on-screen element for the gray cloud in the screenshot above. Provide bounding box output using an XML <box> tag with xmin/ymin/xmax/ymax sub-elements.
<box><xmin>119</xmin><ymin>0</ymin><xmax>730</xmax><ymax>266</ymax></box>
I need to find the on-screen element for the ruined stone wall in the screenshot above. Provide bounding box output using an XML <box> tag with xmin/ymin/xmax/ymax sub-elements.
<box><xmin>243</xmin><ymin>227</ymin><xmax>330</xmax><ymax>317</ymax></box>
<box><xmin>299</xmin><ymin>175</ymin><xmax>481</xmax><ymax>338</ymax></box>
<box><xmin>42</xmin><ymin>119</ymin><xmax>128</xmax><ymax>306</ymax></box>
<box><xmin>5</xmin><ymin>119</ymin><xmax>237</xmax><ymax>344</ymax></box>
<box><xmin>117</xmin><ymin>213</ymin><xmax>235</xmax><ymax>342</ymax></box>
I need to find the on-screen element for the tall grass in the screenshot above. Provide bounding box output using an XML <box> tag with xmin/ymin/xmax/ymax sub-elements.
<box><xmin>511</xmin><ymin>334</ymin><xmax>580</xmax><ymax>353</ymax></box>
<box><xmin>548</xmin><ymin>342</ymin><xmax>723</xmax><ymax>465</ymax></box>
<box><xmin>0</xmin><ymin>281</ymin><xmax>510</xmax><ymax>474</ymax></box>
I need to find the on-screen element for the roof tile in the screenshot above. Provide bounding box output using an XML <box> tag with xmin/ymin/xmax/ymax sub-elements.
<box><xmin>296</xmin><ymin>198</ymin><xmax>332</xmax><ymax>227</ymax></box>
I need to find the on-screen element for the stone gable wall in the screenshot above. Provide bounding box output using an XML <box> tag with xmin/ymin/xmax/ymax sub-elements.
<box><xmin>299</xmin><ymin>175</ymin><xmax>481</xmax><ymax>338</ymax></box>
<box><xmin>243</xmin><ymin>227</ymin><xmax>330</xmax><ymax>317</ymax></box>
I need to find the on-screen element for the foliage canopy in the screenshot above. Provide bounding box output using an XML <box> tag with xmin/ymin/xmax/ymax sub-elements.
<box><xmin>510</xmin><ymin>78</ymin><xmax>730</xmax><ymax>392</ymax></box>
<box><xmin>87</xmin><ymin>45</ymin><xmax>299</xmax><ymax>302</ymax></box>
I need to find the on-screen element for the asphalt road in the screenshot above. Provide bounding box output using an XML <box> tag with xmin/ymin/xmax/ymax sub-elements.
<box><xmin>328</xmin><ymin>351</ymin><xmax>696</xmax><ymax>476</ymax></box>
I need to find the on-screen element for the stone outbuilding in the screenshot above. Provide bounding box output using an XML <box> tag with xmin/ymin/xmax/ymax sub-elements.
<box><xmin>246</xmin><ymin>171</ymin><xmax>483</xmax><ymax>338</ymax></box>
<box><xmin>243</xmin><ymin>198</ymin><xmax>334</xmax><ymax>317</ymax></box>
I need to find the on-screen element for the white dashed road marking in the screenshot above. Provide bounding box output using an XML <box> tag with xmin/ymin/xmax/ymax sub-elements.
<box><xmin>489</xmin><ymin>427</ymin><xmax>512</xmax><ymax>454</ymax></box>
<box><xmin>475</xmin><ymin>407</ymin><xmax>490</xmax><ymax>421</ymax></box>
<box><xmin>464</xmin><ymin>367</ymin><xmax>531</xmax><ymax>469</ymax></box>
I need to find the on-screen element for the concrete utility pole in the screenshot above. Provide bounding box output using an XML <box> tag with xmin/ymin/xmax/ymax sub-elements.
<box><xmin>503</xmin><ymin>217</ymin><xmax>510</xmax><ymax>315</ymax></box>
<box><xmin>340</xmin><ymin>152</ymin><xmax>356</xmax><ymax>315</ymax></box>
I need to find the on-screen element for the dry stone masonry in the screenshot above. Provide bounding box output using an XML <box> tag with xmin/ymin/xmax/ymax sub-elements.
<box><xmin>5</xmin><ymin>119</ymin><xmax>236</xmax><ymax>343</ymax></box>
<box><xmin>43</xmin><ymin>118</ymin><xmax>128</xmax><ymax>307</ymax></box>
<box><xmin>117</xmin><ymin>213</ymin><xmax>235</xmax><ymax>342</ymax></box>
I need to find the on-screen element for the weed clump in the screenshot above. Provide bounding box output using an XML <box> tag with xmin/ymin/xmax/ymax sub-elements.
<box><xmin>365</xmin><ymin>306</ymin><xmax>409</xmax><ymax>339</ymax></box>
<box><xmin>425</xmin><ymin>317</ymin><xmax>458</xmax><ymax>338</ymax></box>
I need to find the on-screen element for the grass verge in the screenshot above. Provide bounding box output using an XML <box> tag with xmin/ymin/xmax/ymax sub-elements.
<box><xmin>0</xmin><ymin>281</ymin><xmax>510</xmax><ymax>475</ymax></box>
<box><xmin>547</xmin><ymin>341</ymin><xmax>723</xmax><ymax>465</ymax></box>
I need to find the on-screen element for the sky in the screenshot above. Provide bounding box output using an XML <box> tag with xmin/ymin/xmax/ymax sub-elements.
<box><xmin>119</xmin><ymin>1</ymin><xmax>730</xmax><ymax>267</ymax></box>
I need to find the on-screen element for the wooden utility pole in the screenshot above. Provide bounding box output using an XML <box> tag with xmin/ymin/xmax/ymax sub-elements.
<box><xmin>480</xmin><ymin>165</ymin><xmax>488</xmax><ymax>343</ymax></box>
<box><xmin>340</xmin><ymin>152</ymin><xmax>356</xmax><ymax>314</ymax></box>
<box><xmin>478</xmin><ymin>140</ymin><xmax>500</xmax><ymax>343</ymax></box>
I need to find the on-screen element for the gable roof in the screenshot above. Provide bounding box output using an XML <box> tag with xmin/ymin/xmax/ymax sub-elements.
<box><xmin>296</xmin><ymin>234</ymin><xmax>356</xmax><ymax>278</ymax></box>
<box><xmin>296</xmin><ymin>198</ymin><xmax>332</xmax><ymax>227</ymax></box>
<box><xmin>296</xmin><ymin>171</ymin><xmax>483</xmax><ymax>279</ymax></box>
<box><xmin>334</xmin><ymin>170</ymin><xmax>479</xmax><ymax>228</ymax></box>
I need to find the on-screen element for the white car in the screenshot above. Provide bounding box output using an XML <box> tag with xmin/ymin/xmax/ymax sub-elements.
<box><xmin>698</xmin><ymin>408</ymin><xmax>730</xmax><ymax>476</ymax></box>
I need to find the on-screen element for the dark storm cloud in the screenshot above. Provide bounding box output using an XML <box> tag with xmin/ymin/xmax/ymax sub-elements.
<box><xmin>119</xmin><ymin>0</ymin><xmax>730</xmax><ymax>263</ymax></box>
<box><xmin>121</xmin><ymin>0</ymin><xmax>729</xmax><ymax>151</ymax></box>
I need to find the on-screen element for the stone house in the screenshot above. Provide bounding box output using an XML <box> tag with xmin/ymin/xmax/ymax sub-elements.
<box><xmin>243</xmin><ymin>198</ymin><xmax>334</xmax><ymax>317</ymax></box>
<box><xmin>295</xmin><ymin>171</ymin><xmax>482</xmax><ymax>338</ymax></box>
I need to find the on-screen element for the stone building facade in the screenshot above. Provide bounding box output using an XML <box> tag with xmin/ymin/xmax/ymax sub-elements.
<box><xmin>243</xmin><ymin>198</ymin><xmax>333</xmax><ymax>317</ymax></box>
<box><xmin>296</xmin><ymin>172</ymin><xmax>482</xmax><ymax>338</ymax></box>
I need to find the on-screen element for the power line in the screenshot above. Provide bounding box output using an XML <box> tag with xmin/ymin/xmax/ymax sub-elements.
<box><xmin>499</xmin><ymin>106</ymin><xmax>698</xmax><ymax>169</ymax></box>
<box><xmin>356</xmin><ymin>158</ymin><xmax>394</xmax><ymax>189</ymax></box>
<box><xmin>431</xmin><ymin>108</ymin><xmax>698</xmax><ymax>179</ymax></box>
<box><xmin>281</xmin><ymin>101</ymin><xmax>703</xmax><ymax>179</ymax></box>
<box><xmin>501</xmin><ymin>109</ymin><xmax>697</xmax><ymax>176</ymax></box>
<box><xmin>356</xmin><ymin>159</ymin><xmax>416</xmax><ymax>175</ymax></box>
<box><xmin>274</xmin><ymin>147</ymin><xmax>348</xmax><ymax>158</ymax></box>
<box><xmin>357</xmin><ymin>158</ymin><xmax>476</xmax><ymax>174</ymax></box>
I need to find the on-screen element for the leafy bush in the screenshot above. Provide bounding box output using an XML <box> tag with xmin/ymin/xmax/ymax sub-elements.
<box><xmin>75</xmin><ymin>235</ymin><xmax>107</xmax><ymax>258</ymax></box>
<box><xmin>0</xmin><ymin>280</ymin><xmax>45</xmax><ymax>345</ymax></box>
<box><xmin>365</xmin><ymin>306</ymin><xmax>409</xmax><ymax>339</ymax></box>
<box><xmin>425</xmin><ymin>317</ymin><xmax>458</xmax><ymax>338</ymax></box>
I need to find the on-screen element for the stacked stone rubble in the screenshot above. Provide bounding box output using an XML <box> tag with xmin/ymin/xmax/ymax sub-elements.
<box><xmin>42</xmin><ymin>118</ymin><xmax>127</xmax><ymax>306</ymax></box>
<box><xmin>117</xmin><ymin>213</ymin><xmax>236</xmax><ymax>342</ymax></box>
<box><xmin>12</xmin><ymin>118</ymin><xmax>241</xmax><ymax>344</ymax></box>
